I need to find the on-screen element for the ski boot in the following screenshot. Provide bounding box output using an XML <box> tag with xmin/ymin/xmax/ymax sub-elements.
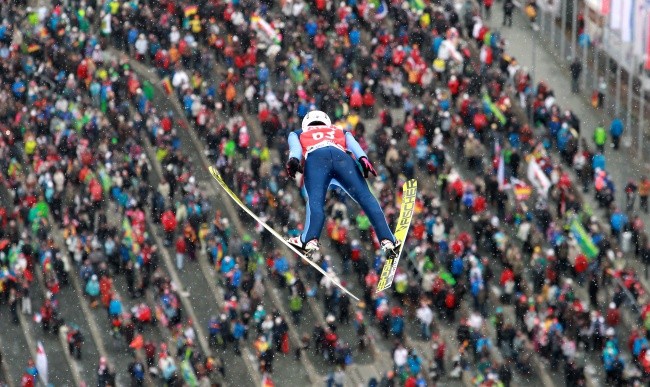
<box><xmin>286</xmin><ymin>237</ymin><xmax>320</xmax><ymax>257</ymax></box>
<box><xmin>380</xmin><ymin>239</ymin><xmax>402</xmax><ymax>258</ymax></box>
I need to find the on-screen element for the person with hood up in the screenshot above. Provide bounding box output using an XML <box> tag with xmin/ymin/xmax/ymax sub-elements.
<box><xmin>85</xmin><ymin>274</ymin><xmax>100</xmax><ymax>308</ymax></box>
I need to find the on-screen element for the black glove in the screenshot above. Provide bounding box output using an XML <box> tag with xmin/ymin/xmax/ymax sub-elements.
<box><xmin>359</xmin><ymin>156</ymin><xmax>377</xmax><ymax>178</ymax></box>
<box><xmin>286</xmin><ymin>157</ymin><xmax>303</xmax><ymax>179</ymax></box>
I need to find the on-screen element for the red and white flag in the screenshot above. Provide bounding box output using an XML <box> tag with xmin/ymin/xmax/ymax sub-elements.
<box><xmin>621</xmin><ymin>0</ymin><xmax>634</xmax><ymax>42</ymax></box>
<box><xmin>36</xmin><ymin>341</ymin><xmax>48</xmax><ymax>386</ymax></box>
<box><xmin>495</xmin><ymin>142</ymin><xmax>510</xmax><ymax>190</ymax></box>
<box><xmin>602</xmin><ymin>0</ymin><xmax>611</xmax><ymax>15</ymax></box>
<box><xmin>611</xmin><ymin>0</ymin><xmax>623</xmax><ymax>29</ymax></box>
<box><xmin>262</xmin><ymin>373</ymin><xmax>274</xmax><ymax>387</ymax></box>
<box><xmin>646</xmin><ymin>12</ymin><xmax>650</xmax><ymax>70</ymax></box>
<box><xmin>527</xmin><ymin>158</ymin><xmax>552</xmax><ymax>197</ymax></box>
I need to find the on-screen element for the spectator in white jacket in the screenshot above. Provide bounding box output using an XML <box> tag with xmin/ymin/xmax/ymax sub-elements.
<box><xmin>134</xmin><ymin>34</ymin><xmax>148</xmax><ymax>61</ymax></box>
<box><xmin>393</xmin><ymin>343</ymin><xmax>408</xmax><ymax>370</ymax></box>
<box><xmin>158</xmin><ymin>352</ymin><xmax>176</xmax><ymax>382</ymax></box>
<box><xmin>416</xmin><ymin>302</ymin><xmax>434</xmax><ymax>340</ymax></box>
<box><xmin>169</xmin><ymin>26</ymin><xmax>180</xmax><ymax>46</ymax></box>
<box><xmin>171</xmin><ymin>67</ymin><xmax>189</xmax><ymax>91</ymax></box>
<box><xmin>432</xmin><ymin>217</ymin><xmax>446</xmax><ymax>244</ymax></box>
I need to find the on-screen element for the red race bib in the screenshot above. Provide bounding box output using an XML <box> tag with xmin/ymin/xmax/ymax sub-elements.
<box><xmin>299</xmin><ymin>126</ymin><xmax>346</xmax><ymax>156</ymax></box>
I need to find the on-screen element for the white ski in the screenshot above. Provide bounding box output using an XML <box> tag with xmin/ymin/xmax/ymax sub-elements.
<box><xmin>208</xmin><ymin>166</ymin><xmax>359</xmax><ymax>301</ymax></box>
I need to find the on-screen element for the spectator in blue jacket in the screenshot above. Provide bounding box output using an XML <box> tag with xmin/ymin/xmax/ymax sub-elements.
<box><xmin>85</xmin><ymin>275</ymin><xmax>100</xmax><ymax>308</ymax></box>
<box><xmin>305</xmin><ymin>19</ymin><xmax>318</xmax><ymax>39</ymax></box>
<box><xmin>610</xmin><ymin>209</ymin><xmax>628</xmax><ymax>241</ymax></box>
<box><xmin>108</xmin><ymin>295</ymin><xmax>123</xmax><ymax>318</ymax></box>
<box><xmin>220</xmin><ymin>255</ymin><xmax>236</xmax><ymax>274</ymax></box>
<box><xmin>609</xmin><ymin>118</ymin><xmax>624</xmax><ymax>150</ymax></box>
<box><xmin>592</xmin><ymin>153</ymin><xmax>606</xmax><ymax>172</ymax></box>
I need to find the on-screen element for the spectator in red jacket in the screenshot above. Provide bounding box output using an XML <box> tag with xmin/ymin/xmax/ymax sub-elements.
<box><xmin>448</xmin><ymin>75</ymin><xmax>460</xmax><ymax>101</ymax></box>
<box><xmin>161</xmin><ymin>209</ymin><xmax>177</xmax><ymax>246</ymax></box>
<box><xmin>21</xmin><ymin>359</ymin><xmax>37</xmax><ymax>387</ymax></box>
<box><xmin>349</xmin><ymin>89</ymin><xmax>362</xmax><ymax>111</ymax></box>
<box><xmin>143</xmin><ymin>341</ymin><xmax>156</xmax><ymax>369</ymax></box>
<box><xmin>606</xmin><ymin>303</ymin><xmax>621</xmax><ymax>328</ymax></box>
<box><xmin>40</xmin><ymin>299</ymin><xmax>54</xmax><ymax>333</ymax></box>
<box><xmin>175</xmin><ymin>235</ymin><xmax>186</xmax><ymax>270</ymax></box>
<box><xmin>445</xmin><ymin>290</ymin><xmax>457</xmax><ymax>321</ymax></box>
<box><xmin>362</xmin><ymin>89</ymin><xmax>376</xmax><ymax>118</ymax></box>
<box><xmin>574</xmin><ymin>254</ymin><xmax>588</xmax><ymax>282</ymax></box>
<box><xmin>500</xmin><ymin>266</ymin><xmax>515</xmax><ymax>303</ymax></box>
<box><xmin>473</xmin><ymin>195</ymin><xmax>487</xmax><ymax>214</ymax></box>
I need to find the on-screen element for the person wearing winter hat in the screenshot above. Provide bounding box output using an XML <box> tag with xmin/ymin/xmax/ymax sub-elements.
<box><xmin>85</xmin><ymin>274</ymin><xmax>100</xmax><ymax>308</ymax></box>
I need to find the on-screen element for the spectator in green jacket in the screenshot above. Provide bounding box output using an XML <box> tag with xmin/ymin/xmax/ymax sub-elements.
<box><xmin>289</xmin><ymin>292</ymin><xmax>303</xmax><ymax>325</ymax></box>
<box><xmin>594</xmin><ymin>125</ymin><xmax>607</xmax><ymax>153</ymax></box>
<box><xmin>356</xmin><ymin>211</ymin><xmax>371</xmax><ymax>244</ymax></box>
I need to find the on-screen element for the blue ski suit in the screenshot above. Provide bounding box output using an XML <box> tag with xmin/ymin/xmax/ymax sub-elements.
<box><xmin>288</xmin><ymin>126</ymin><xmax>395</xmax><ymax>244</ymax></box>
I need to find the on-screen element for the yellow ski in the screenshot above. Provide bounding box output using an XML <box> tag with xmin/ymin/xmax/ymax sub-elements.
<box><xmin>376</xmin><ymin>179</ymin><xmax>417</xmax><ymax>293</ymax></box>
<box><xmin>208</xmin><ymin>166</ymin><xmax>359</xmax><ymax>301</ymax></box>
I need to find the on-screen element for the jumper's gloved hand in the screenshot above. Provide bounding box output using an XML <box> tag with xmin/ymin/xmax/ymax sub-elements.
<box><xmin>359</xmin><ymin>156</ymin><xmax>377</xmax><ymax>178</ymax></box>
<box><xmin>286</xmin><ymin>157</ymin><xmax>303</xmax><ymax>179</ymax></box>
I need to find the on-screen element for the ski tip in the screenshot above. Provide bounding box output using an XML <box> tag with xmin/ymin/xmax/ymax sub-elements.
<box><xmin>374</xmin><ymin>285</ymin><xmax>391</xmax><ymax>294</ymax></box>
<box><xmin>344</xmin><ymin>291</ymin><xmax>360</xmax><ymax>301</ymax></box>
<box><xmin>208</xmin><ymin>166</ymin><xmax>223</xmax><ymax>182</ymax></box>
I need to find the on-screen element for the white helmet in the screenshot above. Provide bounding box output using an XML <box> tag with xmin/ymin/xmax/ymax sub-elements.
<box><xmin>301</xmin><ymin>110</ymin><xmax>331</xmax><ymax>131</ymax></box>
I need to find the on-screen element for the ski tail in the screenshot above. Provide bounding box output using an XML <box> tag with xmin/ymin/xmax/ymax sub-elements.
<box><xmin>208</xmin><ymin>166</ymin><xmax>359</xmax><ymax>301</ymax></box>
<box><xmin>376</xmin><ymin>179</ymin><xmax>417</xmax><ymax>293</ymax></box>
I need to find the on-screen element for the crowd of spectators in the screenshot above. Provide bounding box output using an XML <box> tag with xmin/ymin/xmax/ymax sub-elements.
<box><xmin>121</xmin><ymin>0</ymin><xmax>650</xmax><ymax>386</ymax></box>
<box><xmin>0</xmin><ymin>0</ymin><xmax>226</xmax><ymax>385</ymax></box>
<box><xmin>2</xmin><ymin>0</ymin><xmax>650</xmax><ymax>386</ymax></box>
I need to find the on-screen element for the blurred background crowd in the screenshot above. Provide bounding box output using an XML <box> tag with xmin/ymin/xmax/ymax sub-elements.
<box><xmin>0</xmin><ymin>0</ymin><xmax>649</xmax><ymax>386</ymax></box>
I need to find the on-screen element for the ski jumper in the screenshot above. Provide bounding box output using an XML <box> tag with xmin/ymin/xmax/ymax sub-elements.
<box><xmin>288</xmin><ymin>126</ymin><xmax>396</xmax><ymax>244</ymax></box>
